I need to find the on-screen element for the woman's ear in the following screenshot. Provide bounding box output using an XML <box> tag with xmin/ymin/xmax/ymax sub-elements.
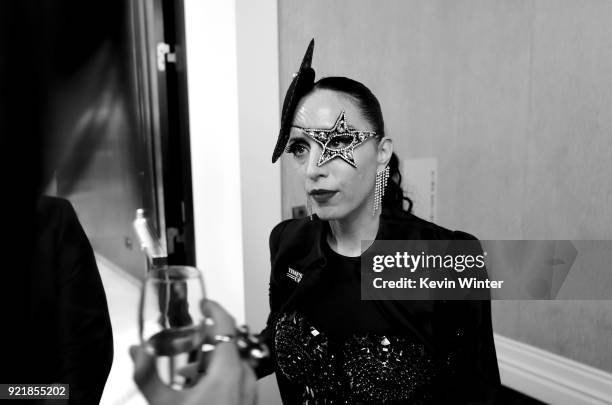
<box><xmin>377</xmin><ymin>138</ymin><xmax>393</xmax><ymax>170</ymax></box>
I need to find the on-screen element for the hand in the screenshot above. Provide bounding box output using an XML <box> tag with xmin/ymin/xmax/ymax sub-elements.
<box><xmin>130</xmin><ymin>300</ymin><xmax>257</xmax><ymax>405</ymax></box>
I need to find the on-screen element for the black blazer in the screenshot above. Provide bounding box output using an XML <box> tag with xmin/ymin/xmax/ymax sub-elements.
<box><xmin>25</xmin><ymin>196</ymin><xmax>113</xmax><ymax>404</ymax></box>
<box><xmin>258</xmin><ymin>208</ymin><xmax>500</xmax><ymax>404</ymax></box>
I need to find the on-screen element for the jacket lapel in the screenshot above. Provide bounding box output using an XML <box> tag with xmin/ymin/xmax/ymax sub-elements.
<box><xmin>281</xmin><ymin>218</ymin><xmax>327</xmax><ymax>310</ymax></box>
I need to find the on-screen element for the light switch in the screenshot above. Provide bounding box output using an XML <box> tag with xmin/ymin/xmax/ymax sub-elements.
<box><xmin>292</xmin><ymin>205</ymin><xmax>308</xmax><ymax>219</ymax></box>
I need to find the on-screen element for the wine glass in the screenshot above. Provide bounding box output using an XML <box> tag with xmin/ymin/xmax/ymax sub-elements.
<box><xmin>139</xmin><ymin>265</ymin><xmax>207</xmax><ymax>390</ymax></box>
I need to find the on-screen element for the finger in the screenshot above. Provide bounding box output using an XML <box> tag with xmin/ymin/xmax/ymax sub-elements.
<box><xmin>239</xmin><ymin>361</ymin><xmax>258</xmax><ymax>405</ymax></box>
<box><xmin>188</xmin><ymin>343</ymin><xmax>242</xmax><ymax>403</ymax></box>
<box><xmin>130</xmin><ymin>344</ymin><xmax>169</xmax><ymax>400</ymax></box>
<box><xmin>176</xmin><ymin>362</ymin><xmax>200</xmax><ymax>380</ymax></box>
<box><xmin>201</xmin><ymin>299</ymin><xmax>237</xmax><ymax>336</ymax></box>
<box><xmin>206</xmin><ymin>339</ymin><xmax>242</xmax><ymax>376</ymax></box>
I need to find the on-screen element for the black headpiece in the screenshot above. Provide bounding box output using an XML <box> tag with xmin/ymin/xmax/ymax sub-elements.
<box><xmin>271</xmin><ymin>39</ymin><xmax>316</xmax><ymax>163</ymax></box>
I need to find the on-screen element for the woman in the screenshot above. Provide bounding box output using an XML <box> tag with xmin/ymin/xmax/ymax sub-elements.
<box><xmin>257</xmin><ymin>40</ymin><xmax>500</xmax><ymax>404</ymax></box>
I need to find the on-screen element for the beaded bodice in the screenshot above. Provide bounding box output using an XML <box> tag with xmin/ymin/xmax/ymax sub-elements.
<box><xmin>274</xmin><ymin>311</ymin><xmax>438</xmax><ymax>404</ymax></box>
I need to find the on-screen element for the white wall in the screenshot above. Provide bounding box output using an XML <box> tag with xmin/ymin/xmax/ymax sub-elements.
<box><xmin>184</xmin><ymin>0</ymin><xmax>246</xmax><ymax>321</ymax></box>
<box><xmin>235</xmin><ymin>1</ymin><xmax>283</xmax><ymax>404</ymax></box>
<box><xmin>184</xmin><ymin>1</ymin><xmax>282</xmax><ymax>403</ymax></box>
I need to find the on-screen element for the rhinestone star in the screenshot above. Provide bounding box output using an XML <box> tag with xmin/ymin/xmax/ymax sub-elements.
<box><xmin>295</xmin><ymin>111</ymin><xmax>377</xmax><ymax>167</ymax></box>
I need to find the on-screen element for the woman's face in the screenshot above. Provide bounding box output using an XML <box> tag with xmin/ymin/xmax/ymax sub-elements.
<box><xmin>286</xmin><ymin>90</ymin><xmax>384</xmax><ymax>221</ymax></box>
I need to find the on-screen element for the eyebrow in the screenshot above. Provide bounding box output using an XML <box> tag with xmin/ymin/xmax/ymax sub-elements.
<box><xmin>290</xmin><ymin>125</ymin><xmax>309</xmax><ymax>132</ymax></box>
<box><xmin>287</xmin><ymin>130</ymin><xmax>308</xmax><ymax>143</ymax></box>
<box><xmin>291</xmin><ymin>124</ymin><xmax>333</xmax><ymax>131</ymax></box>
<box><xmin>291</xmin><ymin>123</ymin><xmax>360</xmax><ymax>132</ymax></box>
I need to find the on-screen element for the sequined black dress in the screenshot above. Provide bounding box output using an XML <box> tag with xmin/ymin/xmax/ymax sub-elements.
<box><xmin>257</xmin><ymin>209</ymin><xmax>500</xmax><ymax>404</ymax></box>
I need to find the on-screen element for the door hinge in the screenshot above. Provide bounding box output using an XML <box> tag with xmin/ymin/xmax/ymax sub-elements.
<box><xmin>157</xmin><ymin>42</ymin><xmax>176</xmax><ymax>71</ymax></box>
<box><xmin>166</xmin><ymin>227</ymin><xmax>184</xmax><ymax>255</ymax></box>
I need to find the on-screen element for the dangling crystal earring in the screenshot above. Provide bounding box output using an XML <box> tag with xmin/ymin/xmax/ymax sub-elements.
<box><xmin>306</xmin><ymin>194</ymin><xmax>313</xmax><ymax>219</ymax></box>
<box><xmin>373</xmin><ymin>166</ymin><xmax>390</xmax><ymax>216</ymax></box>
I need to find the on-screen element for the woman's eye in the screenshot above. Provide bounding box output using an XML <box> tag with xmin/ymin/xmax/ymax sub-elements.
<box><xmin>286</xmin><ymin>143</ymin><xmax>308</xmax><ymax>159</ymax></box>
<box><xmin>328</xmin><ymin>134</ymin><xmax>353</xmax><ymax>150</ymax></box>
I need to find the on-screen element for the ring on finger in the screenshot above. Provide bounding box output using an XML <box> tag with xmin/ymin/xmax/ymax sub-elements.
<box><xmin>213</xmin><ymin>334</ymin><xmax>235</xmax><ymax>344</ymax></box>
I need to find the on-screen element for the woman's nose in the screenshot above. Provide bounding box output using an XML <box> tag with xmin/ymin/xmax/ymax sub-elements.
<box><xmin>305</xmin><ymin>144</ymin><xmax>327</xmax><ymax>180</ymax></box>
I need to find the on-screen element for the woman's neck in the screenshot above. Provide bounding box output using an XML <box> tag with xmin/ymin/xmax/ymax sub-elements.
<box><xmin>327</xmin><ymin>209</ymin><xmax>380</xmax><ymax>257</ymax></box>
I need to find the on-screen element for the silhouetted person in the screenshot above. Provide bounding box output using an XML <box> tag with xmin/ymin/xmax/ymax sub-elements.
<box><xmin>1</xmin><ymin>1</ymin><xmax>120</xmax><ymax>402</ymax></box>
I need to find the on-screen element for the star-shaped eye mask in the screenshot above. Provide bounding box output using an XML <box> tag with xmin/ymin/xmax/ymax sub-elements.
<box><xmin>292</xmin><ymin>111</ymin><xmax>377</xmax><ymax>167</ymax></box>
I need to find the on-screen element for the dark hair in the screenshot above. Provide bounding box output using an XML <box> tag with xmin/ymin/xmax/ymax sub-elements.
<box><xmin>312</xmin><ymin>77</ymin><xmax>413</xmax><ymax>214</ymax></box>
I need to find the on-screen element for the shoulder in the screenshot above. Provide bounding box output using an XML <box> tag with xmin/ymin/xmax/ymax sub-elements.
<box><xmin>35</xmin><ymin>196</ymin><xmax>81</xmax><ymax>236</ymax></box>
<box><xmin>269</xmin><ymin>218</ymin><xmax>295</xmax><ymax>243</ymax></box>
<box><xmin>269</xmin><ymin>216</ymin><xmax>322</xmax><ymax>249</ymax></box>
<box><xmin>268</xmin><ymin>216</ymin><xmax>327</xmax><ymax>273</ymax></box>
<box><xmin>35</xmin><ymin>196</ymin><xmax>91</xmax><ymax>254</ymax></box>
<box><xmin>451</xmin><ymin>229</ymin><xmax>479</xmax><ymax>240</ymax></box>
<box><xmin>37</xmin><ymin>195</ymin><xmax>76</xmax><ymax>218</ymax></box>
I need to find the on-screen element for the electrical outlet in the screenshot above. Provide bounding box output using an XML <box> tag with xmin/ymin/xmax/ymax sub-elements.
<box><xmin>292</xmin><ymin>205</ymin><xmax>308</xmax><ymax>218</ymax></box>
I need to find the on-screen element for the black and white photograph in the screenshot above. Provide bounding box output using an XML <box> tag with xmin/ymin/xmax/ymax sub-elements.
<box><xmin>2</xmin><ymin>0</ymin><xmax>611</xmax><ymax>404</ymax></box>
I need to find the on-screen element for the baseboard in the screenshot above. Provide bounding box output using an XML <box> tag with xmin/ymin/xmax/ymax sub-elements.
<box><xmin>95</xmin><ymin>252</ymin><xmax>142</xmax><ymax>288</ymax></box>
<box><xmin>495</xmin><ymin>333</ymin><xmax>612</xmax><ymax>405</ymax></box>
